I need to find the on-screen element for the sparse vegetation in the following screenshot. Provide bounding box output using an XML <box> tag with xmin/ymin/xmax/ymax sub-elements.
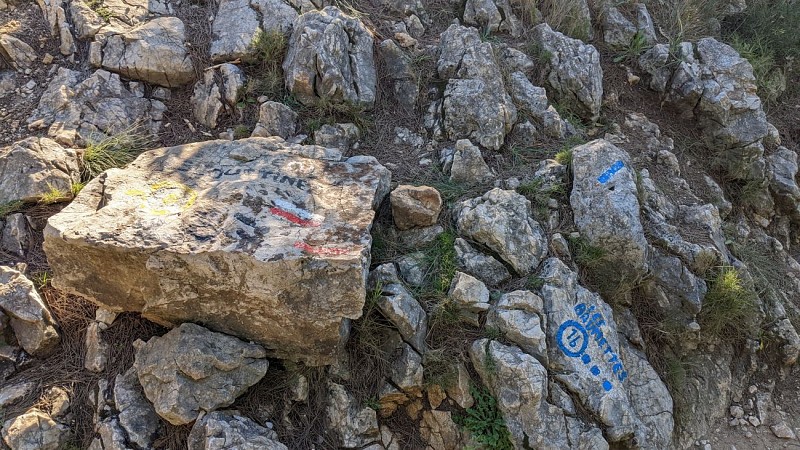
<box><xmin>85</xmin><ymin>0</ymin><xmax>113</xmax><ymax>22</ymax></box>
<box><xmin>245</xmin><ymin>29</ymin><xmax>287</xmax><ymax>98</ymax></box>
<box><xmin>423</xmin><ymin>230</ymin><xmax>458</xmax><ymax>297</ymax></box>
<box><xmin>81</xmin><ymin>128</ymin><xmax>152</xmax><ymax>180</ymax></box>
<box><xmin>722</xmin><ymin>0</ymin><xmax>800</xmax><ymax>102</ymax></box>
<box><xmin>38</xmin><ymin>184</ymin><xmax>70</xmax><ymax>205</ymax></box>
<box><xmin>536</xmin><ymin>0</ymin><xmax>591</xmax><ymax>41</ymax></box>
<box><xmin>70</xmin><ymin>182</ymin><xmax>86</xmax><ymax>197</ymax></box>
<box><xmin>454</xmin><ymin>386</ymin><xmax>514</xmax><ymax>450</ymax></box>
<box><xmin>698</xmin><ymin>266</ymin><xmax>758</xmax><ymax>340</ymax></box>
<box><xmin>0</xmin><ymin>200</ymin><xmax>24</xmax><ymax>218</ymax></box>
<box><xmin>614</xmin><ymin>31</ymin><xmax>651</xmax><ymax>63</ymax></box>
<box><xmin>422</xmin><ymin>348</ymin><xmax>459</xmax><ymax>388</ymax></box>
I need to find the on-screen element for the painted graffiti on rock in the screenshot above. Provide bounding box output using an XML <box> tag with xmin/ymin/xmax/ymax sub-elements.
<box><xmin>269</xmin><ymin>198</ymin><xmax>324</xmax><ymax>227</ymax></box>
<box><xmin>556</xmin><ymin>302</ymin><xmax>628</xmax><ymax>392</ymax></box>
<box><xmin>597</xmin><ymin>160</ymin><xmax>624</xmax><ymax>184</ymax></box>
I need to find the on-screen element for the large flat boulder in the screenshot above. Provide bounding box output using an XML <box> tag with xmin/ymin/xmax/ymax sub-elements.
<box><xmin>43</xmin><ymin>137</ymin><xmax>391</xmax><ymax>365</ymax></box>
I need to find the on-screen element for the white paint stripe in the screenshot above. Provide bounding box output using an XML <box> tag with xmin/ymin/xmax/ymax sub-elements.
<box><xmin>273</xmin><ymin>198</ymin><xmax>323</xmax><ymax>222</ymax></box>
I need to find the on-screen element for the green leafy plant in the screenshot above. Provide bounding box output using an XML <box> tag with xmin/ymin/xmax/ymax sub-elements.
<box><xmin>454</xmin><ymin>387</ymin><xmax>514</xmax><ymax>450</ymax></box>
<box><xmin>698</xmin><ymin>266</ymin><xmax>758</xmax><ymax>340</ymax></box>
<box><xmin>82</xmin><ymin>127</ymin><xmax>152</xmax><ymax>180</ymax></box>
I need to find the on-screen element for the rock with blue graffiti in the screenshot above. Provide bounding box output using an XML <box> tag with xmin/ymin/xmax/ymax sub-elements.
<box><xmin>470</xmin><ymin>339</ymin><xmax>571</xmax><ymax>450</ymax></box>
<box><xmin>570</xmin><ymin>139</ymin><xmax>648</xmax><ymax>277</ymax></box>
<box><xmin>538</xmin><ymin>258</ymin><xmax>673</xmax><ymax>448</ymax></box>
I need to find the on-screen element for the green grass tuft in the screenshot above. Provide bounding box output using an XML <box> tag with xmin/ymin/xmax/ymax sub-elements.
<box><xmin>82</xmin><ymin>127</ymin><xmax>152</xmax><ymax>180</ymax></box>
<box><xmin>0</xmin><ymin>200</ymin><xmax>24</xmax><ymax>218</ymax></box>
<box><xmin>698</xmin><ymin>266</ymin><xmax>758</xmax><ymax>340</ymax></box>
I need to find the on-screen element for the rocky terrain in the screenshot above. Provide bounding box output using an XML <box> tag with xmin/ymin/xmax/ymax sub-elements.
<box><xmin>1</xmin><ymin>0</ymin><xmax>799</xmax><ymax>448</ymax></box>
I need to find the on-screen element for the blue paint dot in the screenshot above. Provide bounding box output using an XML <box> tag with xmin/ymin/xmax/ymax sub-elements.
<box><xmin>590</xmin><ymin>366</ymin><xmax>600</xmax><ymax>376</ymax></box>
<box><xmin>581</xmin><ymin>354</ymin><xmax>591</xmax><ymax>364</ymax></box>
<box><xmin>602</xmin><ymin>380</ymin><xmax>613</xmax><ymax>392</ymax></box>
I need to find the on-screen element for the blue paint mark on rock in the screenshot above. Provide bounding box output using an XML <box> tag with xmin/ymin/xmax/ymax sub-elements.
<box><xmin>555</xmin><ymin>302</ymin><xmax>629</xmax><ymax>392</ymax></box>
<box><xmin>597</xmin><ymin>160</ymin><xmax>625</xmax><ymax>184</ymax></box>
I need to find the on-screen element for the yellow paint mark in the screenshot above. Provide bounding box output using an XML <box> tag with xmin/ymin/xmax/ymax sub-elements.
<box><xmin>126</xmin><ymin>179</ymin><xmax>198</xmax><ymax>216</ymax></box>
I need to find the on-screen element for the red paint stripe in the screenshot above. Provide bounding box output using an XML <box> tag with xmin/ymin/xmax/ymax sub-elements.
<box><xmin>270</xmin><ymin>207</ymin><xmax>320</xmax><ymax>227</ymax></box>
<box><xmin>294</xmin><ymin>241</ymin><xmax>354</xmax><ymax>256</ymax></box>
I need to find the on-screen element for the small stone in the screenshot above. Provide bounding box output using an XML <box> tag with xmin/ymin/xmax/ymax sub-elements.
<box><xmin>730</xmin><ymin>405</ymin><xmax>744</xmax><ymax>419</ymax></box>
<box><xmin>745</xmin><ymin>431</ymin><xmax>752</xmax><ymax>438</ymax></box>
<box><xmin>748</xmin><ymin>416</ymin><xmax>760</xmax><ymax>427</ymax></box>
<box><xmin>427</xmin><ymin>384</ymin><xmax>446</xmax><ymax>409</ymax></box>
<box><xmin>42</xmin><ymin>53</ymin><xmax>54</xmax><ymax>64</ymax></box>
<box><xmin>84</xmin><ymin>321</ymin><xmax>109</xmax><ymax>373</ymax></box>
<box><xmin>0</xmin><ymin>382</ymin><xmax>34</xmax><ymax>408</ymax></box>
<box><xmin>390</xmin><ymin>185</ymin><xmax>442</xmax><ymax>230</ymax></box>
<box><xmin>770</xmin><ymin>421</ymin><xmax>797</xmax><ymax>439</ymax></box>
<box><xmin>95</xmin><ymin>308</ymin><xmax>118</xmax><ymax>326</ymax></box>
<box><xmin>748</xmin><ymin>385</ymin><xmax>758</xmax><ymax>394</ymax></box>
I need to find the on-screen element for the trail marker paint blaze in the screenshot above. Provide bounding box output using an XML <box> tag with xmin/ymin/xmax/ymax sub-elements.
<box><xmin>269</xmin><ymin>199</ymin><xmax>323</xmax><ymax>227</ymax></box>
<box><xmin>555</xmin><ymin>303</ymin><xmax>629</xmax><ymax>391</ymax></box>
<box><xmin>597</xmin><ymin>160</ymin><xmax>625</xmax><ymax>184</ymax></box>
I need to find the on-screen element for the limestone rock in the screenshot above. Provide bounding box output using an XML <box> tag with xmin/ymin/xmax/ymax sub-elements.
<box><xmin>436</xmin><ymin>25</ymin><xmax>516</xmax><ymax>150</ymax></box>
<box><xmin>0</xmin><ymin>137</ymin><xmax>79</xmax><ymax>204</ymax></box>
<box><xmin>0</xmin><ymin>35</ymin><xmax>36</xmax><ymax>71</ymax></box>
<box><xmin>368</xmin><ymin>264</ymin><xmax>427</xmax><ymax>353</ymax></box>
<box><xmin>463</xmin><ymin>0</ymin><xmax>521</xmax><ymax>37</ymax></box>
<box><xmin>531</xmin><ymin>23</ymin><xmax>603</xmax><ymax>121</ymax></box>
<box><xmin>470</xmin><ymin>339</ymin><xmax>568</xmax><ymax>449</ymax></box>
<box><xmin>396</xmin><ymin>252</ymin><xmax>426</xmax><ymax>287</ymax></box>
<box><xmin>210</xmin><ymin>0</ymin><xmax>298</xmax><ymax>62</ymax></box>
<box><xmin>284</xmin><ymin>6</ymin><xmax>376</xmax><ymax>107</ymax></box>
<box><xmin>2</xmin><ymin>410</ymin><xmax>72</xmax><ymax>450</ymax></box>
<box><xmin>486</xmin><ymin>290</ymin><xmax>547</xmax><ymax>361</ymax></box>
<box><xmin>192</xmin><ymin>64</ymin><xmax>246</xmax><ymax>128</ymax></box>
<box><xmin>455</xmin><ymin>188</ymin><xmax>547</xmax><ymax>276</ymax></box>
<box><xmin>95</xmin><ymin>17</ymin><xmax>195</xmax><ymax>87</ymax></box>
<box><xmin>570</xmin><ymin>140</ymin><xmax>648</xmax><ymax>276</ymax></box>
<box><xmin>390</xmin><ymin>343</ymin><xmax>424</xmax><ymax>393</ymax></box>
<box><xmin>188</xmin><ymin>410</ymin><xmax>288</xmax><ymax>450</ymax></box>
<box><xmin>0</xmin><ymin>266</ymin><xmax>60</xmax><ymax>356</ymax></box>
<box><xmin>84</xmin><ymin>321</ymin><xmax>108</xmax><ymax>373</ymax></box>
<box><xmin>454</xmin><ymin>237</ymin><xmax>511</xmax><ymax>286</ymax></box>
<box><xmin>508</xmin><ymin>72</ymin><xmax>565</xmax><ymax>139</ymax></box>
<box><xmin>420</xmin><ymin>410</ymin><xmax>462</xmax><ymax>450</ymax></box>
<box><xmin>447</xmin><ymin>272</ymin><xmax>490</xmax><ymax>325</ymax></box>
<box><xmin>448</xmin><ymin>139</ymin><xmax>494</xmax><ymax>184</ymax></box>
<box><xmin>601</xmin><ymin>4</ymin><xmax>657</xmax><ymax>49</ymax></box>
<box><xmin>767</xmin><ymin>146</ymin><xmax>800</xmax><ymax>216</ymax></box>
<box><xmin>379</xmin><ymin>39</ymin><xmax>418</xmax><ymax>108</ymax></box>
<box><xmin>0</xmin><ymin>382</ymin><xmax>33</xmax><ymax>409</ymax></box>
<box><xmin>44</xmin><ymin>137</ymin><xmax>390</xmax><ymax>365</ymax></box>
<box><xmin>327</xmin><ymin>382</ymin><xmax>380</xmax><ymax>448</ymax></box>
<box><xmin>445</xmin><ymin>362</ymin><xmax>474</xmax><ymax>409</ymax></box>
<box><xmin>390</xmin><ymin>185</ymin><xmax>442</xmax><ymax>230</ymax></box>
<box><xmin>27</xmin><ymin>68</ymin><xmax>165</xmax><ymax>146</ymax></box>
<box><xmin>2</xmin><ymin>214</ymin><xmax>31</xmax><ymax>257</ymax></box>
<box><xmin>134</xmin><ymin>323</ymin><xmax>268</xmax><ymax>425</ymax></box>
<box><xmin>114</xmin><ymin>367</ymin><xmax>162</xmax><ymax>448</ymax></box>
<box><xmin>314</xmin><ymin>123</ymin><xmax>360</xmax><ymax>152</ymax></box>
<box><xmin>252</xmin><ymin>101</ymin><xmax>298</xmax><ymax>139</ymax></box>
<box><xmin>539</xmin><ymin>258</ymin><xmax>672</xmax><ymax>446</ymax></box>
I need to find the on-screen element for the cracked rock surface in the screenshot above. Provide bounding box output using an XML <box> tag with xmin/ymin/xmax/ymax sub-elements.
<box><xmin>43</xmin><ymin>137</ymin><xmax>390</xmax><ymax>365</ymax></box>
<box><xmin>283</xmin><ymin>6</ymin><xmax>377</xmax><ymax>108</ymax></box>
<box><xmin>133</xmin><ymin>323</ymin><xmax>269</xmax><ymax>425</ymax></box>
